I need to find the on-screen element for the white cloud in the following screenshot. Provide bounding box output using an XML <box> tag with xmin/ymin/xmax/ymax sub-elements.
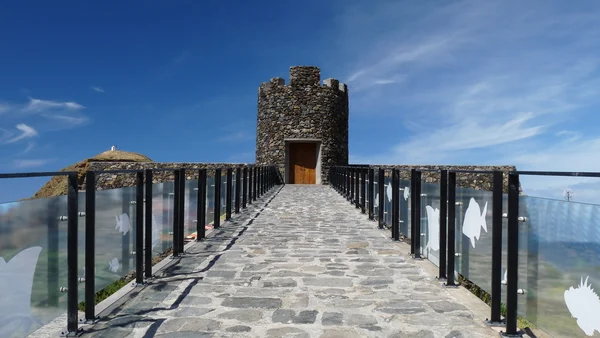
<box><xmin>0</xmin><ymin>103</ymin><xmax>10</xmax><ymax>114</ymax></box>
<box><xmin>3</xmin><ymin>124</ymin><xmax>38</xmax><ymax>144</ymax></box>
<box><xmin>91</xmin><ymin>86</ymin><xmax>104</xmax><ymax>93</ymax></box>
<box><xmin>23</xmin><ymin>97</ymin><xmax>85</xmax><ymax>113</ymax></box>
<box><xmin>12</xmin><ymin>159</ymin><xmax>51</xmax><ymax>168</ymax></box>
<box><xmin>333</xmin><ymin>0</ymin><xmax>600</xmax><ymax>194</ymax></box>
<box><xmin>42</xmin><ymin>114</ymin><xmax>89</xmax><ymax>127</ymax></box>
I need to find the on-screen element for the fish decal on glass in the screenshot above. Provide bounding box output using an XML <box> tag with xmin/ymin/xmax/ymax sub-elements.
<box><xmin>461</xmin><ymin>197</ymin><xmax>488</xmax><ymax>248</ymax></box>
<box><xmin>115</xmin><ymin>213</ymin><xmax>131</xmax><ymax>236</ymax></box>
<box><xmin>425</xmin><ymin>205</ymin><xmax>440</xmax><ymax>251</ymax></box>
<box><xmin>374</xmin><ymin>193</ymin><xmax>379</xmax><ymax>208</ymax></box>
<box><xmin>564</xmin><ymin>276</ymin><xmax>600</xmax><ymax>336</ymax></box>
<box><xmin>108</xmin><ymin>258</ymin><xmax>121</xmax><ymax>273</ymax></box>
<box><xmin>0</xmin><ymin>246</ymin><xmax>43</xmax><ymax>337</ymax></box>
<box><xmin>404</xmin><ymin>186</ymin><xmax>410</xmax><ymax>201</ymax></box>
<box><xmin>386</xmin><ymin>183</ymin><xmax>392</xmax><ymax>202</ymax></box>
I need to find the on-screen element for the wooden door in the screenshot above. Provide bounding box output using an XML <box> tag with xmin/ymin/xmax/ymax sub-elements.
<box><xmin>288</xmin><ymin>143</ymin><xmax>317</xmax><ymax>184</ymax></box>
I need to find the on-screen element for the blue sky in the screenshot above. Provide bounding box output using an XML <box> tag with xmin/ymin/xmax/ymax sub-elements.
<box><xmin>1</xmin><ymin>0</ymin><xmax>600</xmax><ymax>203</ymax></box>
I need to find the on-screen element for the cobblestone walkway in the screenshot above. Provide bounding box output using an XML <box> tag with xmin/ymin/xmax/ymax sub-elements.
<box><xmin>83</xmin><ymin>185</ymin><xmax>497</xmax><ymax>338</ymax></box>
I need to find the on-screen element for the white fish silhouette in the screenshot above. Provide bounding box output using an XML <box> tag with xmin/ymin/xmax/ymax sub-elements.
<box><xmin>386</xmin><ymin>183</ymin><xmax>392</xmax><ymax>202</ymax></box>
<box><xmin>461</xmin><ymin>198</ymin><xmax>488</xmax><ymax>248</ymax></box>
<box><xmin>115</xmin><ymin>213</ymin><xmax>131</xmax><ymax>236</ymax></box>
<box><xmin>108</xmin><ymin>258</ymin><xmax>120</xmax><ymax>273</ymax></box>
<box><xmin>404</xmin><ymin>186</ymin><xmax>410</xmax><ymax>200</ymax></box>
<box><xmin>0</xmin><ymin>246</ymin><xmax>43</xmax><ymax>338</ymax></box>
<box><xmin>374</xmin><ymin>193</ymin><xmax>379</xmax><ymax>208</ymax></box>
<box><xmin>425</xmin><ymin>205</ymin><xmax>440</xmax><ymax>251</ymax></box>
<box><xmin>564</xmin><ymin>276</ymin><xmax>600</xmax><ymax>336</ymax></box>
<box><xmin>501</xmin><ymin>269</ymin><xmax>507</xmax><ymax>285</ymax></box>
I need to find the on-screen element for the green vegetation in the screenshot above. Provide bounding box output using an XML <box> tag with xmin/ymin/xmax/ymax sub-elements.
<box><xmin>78</xmin><ymin>276</ymin><xmax>130</xmax><ymax>312</ymax></box>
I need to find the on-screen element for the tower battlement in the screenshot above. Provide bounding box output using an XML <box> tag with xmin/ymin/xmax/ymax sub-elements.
<box><xmin>259</xmin><ymin>66</ymin><xmax>347</xmax><ymax>94</ymax></box>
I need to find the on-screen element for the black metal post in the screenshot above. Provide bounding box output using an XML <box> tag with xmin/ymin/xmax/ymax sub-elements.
<box><xmin>410</xmin><ymin>169</ymin><xmax>416</xmax><ymax>255</ymax></box>
<box><xmin>242</xmin><ymin>167</ymin><xmax>248</xmax><ymax>208</ymax></box>
<box><xmin>446</xmin><ymin>172</ymin><xmax>457</xmax><ymax>286</ymax></box>
<box><xmin>360</xmin><ymin>168</ymin><xmax>366</xmax><ymax>213</ymax></box>
<box><xmin>197</xmin><ymin>169</ymin><xmax>207</xmax><ymax>240</ymax></box>
<box><xmin>349</xmin><ymin>168</ymin><xmax>353</xmax><ymax>201</ymax></box>
<box><xmin>346</xmin><ymin>167</ymin><xmax>350</xmax><ymax>198</ymax></box>
<box><xmin>378</xmin><ymin>168</ymin><xmax>385</xmax><ymax>228</ymax></box>
<box><xmin>368</xmin><ymin>168</ymin><xmax>375</xmax><ymax>219</ymax></box>
<box><xmin>179</xmin><ymin>169</ymin><xmax>186</xmax><ymax>253</ymax></box>
<box><xmin>144</xmin><ymin>170</ymin><xmax>153</xmax><ymax>279</ymax></box>
<box><xmin>258</xmin><ymin>167</ymin><xmax>262</xmax><ymax>197</ymax></box>
<box><xmin>235</xmin><ymin>167</ymin><xmax>241</xmax><ymax>213</ymax></box>
<box><xmin>135</xmin><ymin>171</ymin><xmax>144</xmax><ymax>284</ymax></box>
<box><xmin>162</xmin><ymin>185</ymin><xmax>169</xmax><ymax>252</ymax></box>
<box><xmin>392</xmin><ymin>169</ymin><xmax>400</xmax><ymax>240</ymax></box>
<box><xmin>226</xmin><ymin>168</ymin><xmax>232</xmax><ymax>220</ymax></box>
<box><xmin>414</xmin><ymin>170</ymin><xmax>422</xmax><ymax>258</ymax></box>
<box><xmin>439</xmin><ymin>170</ymin><xmax>448</xmax><ymax>280</ymax></box>
<box><xmin>505</xmin><ymin>173</ymin><xmax>520</xmax><ymax>335</ymax></box>
<box><xmin>85</xmin><ymin>171</ymin><xmax>96</xmax><ymax>321</ymax></box>
<box><xmin>489</xmin><ymin>170</ymin><xmax>504</xmax><ymax>324</ymax></box>
<box><xmin>355</xmin><ymin>168</ymin><xmax>360</xmax><ymax>208</ymax></box>
<box><xmin>214</xmin><ymin>169</ymin><xmax>222</xmax><ymax>228</ymax></box>
<box><xmin>66</xmin><ymin>173</ymin><xmax>79</xmax><ymax>334</ymax></box>
<box><xmin>260</xmin><ymin>167</ymin><xmax>267</xmax><ymax>196</ymax></box>
<box><xmin>248</xmin><ymin>167</ymin><xmax>253</xmax><ymax>205</ymax></box>
<box><xmin>172</xmin><ymin>169</ymin><xmax>181</xmax><ymax>256</ymax></box>
<box><xmin>253</xmin><ymin>166</ymin><xmax>257</xmax><ymax>201</ymax></box>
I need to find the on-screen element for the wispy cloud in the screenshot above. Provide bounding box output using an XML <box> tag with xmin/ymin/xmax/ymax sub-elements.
<box><xmin>23</xmin><ymin>97</ymin><xmax>85</xmax><ymax>113</ymax></box>
<box><xmin>41</xmin><ymin>114</ymin><xmax>89</xmax><ymax>127</ymax></box>
<box><xmin>91</xmin><ymin>86</ymin><xmax>104</xmax><ymax>93</ymax></box>
<box><xmin>2</xmin><ymin>123</ymin><xmax>38</xmax><ymax>144</ymax></box>
<box><xmin>217</xmin><ymin>131</ymin><xmax>253</xmax><ymax>143</ymax></box>
<box><xmin>12</xmin><ymin>158</ymin><xmax>51</xmax><ymax>168</ymax></box>
<box><xmin>334</xmin><ymin>0</ymin><xmax>600</xmax><ymax>195</ymax></box>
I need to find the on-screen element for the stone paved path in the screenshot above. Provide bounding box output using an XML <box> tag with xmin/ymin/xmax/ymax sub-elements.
<box><xmin>82</xmin><ymin>185</ymin><xmax>497</xmax><ymax>338</ymax></box>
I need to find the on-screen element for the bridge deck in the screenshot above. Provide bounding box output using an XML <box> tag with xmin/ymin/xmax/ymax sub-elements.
<box><xmin>82</xmin><ymin>185</ymin><xmax>497</xmax><ymax>338</ymax></box>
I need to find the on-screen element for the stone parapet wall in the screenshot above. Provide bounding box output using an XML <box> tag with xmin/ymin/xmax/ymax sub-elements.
<box><xmin>256</xmin><ymin>66</ymin><xmax>349</xmax><ymax>184</ymax></box>
<box><xmin>84</xmin><ymin>162</ymin><xmax>258</xmax><ymax>191</ymax></box>
<box><xmin>348</xmin><ymin>165</ymin><xmax>518</xmax><ymax>193</ymax></box>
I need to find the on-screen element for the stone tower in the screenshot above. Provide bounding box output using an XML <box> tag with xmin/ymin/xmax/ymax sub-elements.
<box><xmin>256</xmin><ymin>66</ymin><xmax>349</xmax><ymax>185</ymax></box>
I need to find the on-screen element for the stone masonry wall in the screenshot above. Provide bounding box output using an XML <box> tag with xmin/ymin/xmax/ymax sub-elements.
<box><xmin>256</xmin><ymin>66</ymin><xmax>349</xmax><ymax>185</ymax></box>
<box><xmin>364</xmin><ymin>165</ymin><xmax>519</xmax><ymax>193</ymax></box>
<box><xmin>82</xmin><ymin>162</ymin><xmax>256</xmax><ymax>191</ymax></box>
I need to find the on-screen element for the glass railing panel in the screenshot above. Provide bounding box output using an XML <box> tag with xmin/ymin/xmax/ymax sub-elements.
<box><xmin>220</xmin><ymin>174</ymin><xmax>226</xmax><ymax>218</ymax></box>
<box><xmin>150</xmin><ymin>181</ymin><xmax>173</xmax><ymax>258</ymax></box>
<box><xmin>0</xmin><ymin>195</ymin><xmax>70</xmax><ymax>337</ymax></box>
<box><xmin>206</xmin><ymin>177</ymin><xmax>215</xmax><ymax>226</ymax></box>
<box><xmin>231</xmin><ymin>171</ymin><xmax>236</xmax><ymax>209</ymax></box>
<box><xmin>94</xmin><ymin>186</ymin><xmax>137</xmax><ymax>295</ymax></box>
<box><xmin>383</xmin><ymin>173</ymin><xmax>392</xmax><ymax>226</ymax></box>
<box><xmin>421</xmin><ymin>182</ymin><xmax>441</xmax><ymax>266</ymax></box>
<box><xmin>185</xmin><ymin>179</ymin><xmax>198</xmax><ymax>238</ymax></box>
<box><xmin>400</xmin><ymin>178</ymin><xmax>411</xmax><ymax>239</ymax></box>
<box><xmin>517</xmin><ymin>196</ymin><xmax>600</xmax><ymax>337</ymax></box>
<box><xmin>453</xmin><ymin>186</ymin><xmax>494</xmax><ymax>295</ymax></box>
